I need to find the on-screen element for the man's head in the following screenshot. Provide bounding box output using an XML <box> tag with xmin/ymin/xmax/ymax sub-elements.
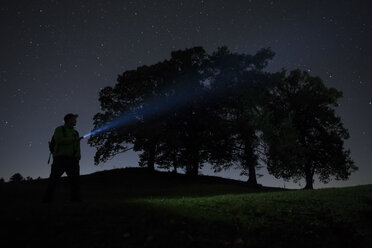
<box><xmin>64</xmin><ymin>113</ymin><xmax>78</xmax><ymax>128</ymax></box>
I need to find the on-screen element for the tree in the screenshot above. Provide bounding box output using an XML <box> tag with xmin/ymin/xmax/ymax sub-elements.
<box><xmin>0</xmin><ymin>178</ymin><xmax>5</xmax><ymax>184</ymax></box>
<box><xmin>149</xmin><ymin>47</ymin><xmax>211</xmax><ymax>175</ymax></box>
<box><xmin>207</xmin><ymin>46</ymin><xmax>276</xmax><ymax>185</ymax></box>
<box><xmin>262</xmin><ymin>70</ymin><xmax>357</xmax><ymax>189</ymax></box>
<box><xmin>88</xmin><ymin>60</ymin><xmax>171</xmax><ymax>169</ymax></box>
<box><xmin>89</xmin><ymin>46</ymin><xmax>277</xmax><ymax>181</ymax></box>
<box><xmin>9</xmin><ymin>173</ymin><xmax>24</xmax><ymax>183</ymax></box>
<box><xmin>89</xmin><ymin>47</ymin><xmax>211</xmax><ymax>175</ymax></box>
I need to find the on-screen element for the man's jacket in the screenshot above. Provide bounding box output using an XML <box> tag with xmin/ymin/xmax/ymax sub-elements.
<box><xmin>53</xmin><ymin>125</ymin><xmax>81</xmax><ymax>160</ymax></box>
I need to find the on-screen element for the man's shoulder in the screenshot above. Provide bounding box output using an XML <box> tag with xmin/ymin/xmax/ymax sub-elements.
<box><xmin>55</xmin><ymin>125</ymin><xmax>79</xmax><ymax>134</ymax></box>
<box><xmin>54</xmin><ymin>125</ymin><xmax>67</xmax><ymax>134</ymax></box>
<box><xmin>55</xmin><ymin>125</ymin><xmax>64</xmax><ymax>131</ymax></box>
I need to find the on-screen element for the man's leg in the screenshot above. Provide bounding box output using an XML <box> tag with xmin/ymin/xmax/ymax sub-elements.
<box><xmin>43</xmin><ymin>158</ymin><xmax>65</xmax><ymax>202</ymax></box>
<box><xmin>66</xmin><ymin>158</ymin><xmax>80</xmax><ymax>202</ymax></box>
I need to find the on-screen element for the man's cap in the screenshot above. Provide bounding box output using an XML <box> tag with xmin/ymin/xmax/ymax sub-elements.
<box><xmin>64</xmin><ymin>113</ymin><xmax>79</xmax><ymax>122</ymax></box>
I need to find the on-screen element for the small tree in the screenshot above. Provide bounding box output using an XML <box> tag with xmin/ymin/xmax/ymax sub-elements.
<box><xmin>0</xmin><ymin>178</ymin><xmax>5</xmax><ymax>184</ymax></box>
<box><xmin>262</xmin><ymin>70</ymin><xmax>357</xmax><ymax>189</ymax></box>
<box><xmin>9</xmin><ymin>173</ymin><xmax>24</xmax><ymax>183</ymax></box>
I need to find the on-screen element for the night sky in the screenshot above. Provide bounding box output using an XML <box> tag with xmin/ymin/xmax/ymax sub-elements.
<box><xmin>1</xmin><ymin>0</ymin><xmax>371</xmax><ymax>188</ymax></box>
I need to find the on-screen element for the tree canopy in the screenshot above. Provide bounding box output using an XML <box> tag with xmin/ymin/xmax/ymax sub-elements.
<box><xmin>88</xmin><ymin>46</ymin><xmax>356</xmax><ymax>188</ymax></box>
<box><xmin>261</xmin><ymin>70</ymin><xmax>357</xmax><ymax>189</ymax></box>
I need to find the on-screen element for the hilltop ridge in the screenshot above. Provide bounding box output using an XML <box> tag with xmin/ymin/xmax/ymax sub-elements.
<box><xmin>79</xmin><ymin>167</ymin><xmax>283</xmax><ymax>199</ymax></box>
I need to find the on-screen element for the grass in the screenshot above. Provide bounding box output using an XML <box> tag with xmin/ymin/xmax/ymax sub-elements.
<box><xmin>1</xmin><ymin>168</ymin><xmax>371</xmax><ymax>247</ymax></box>
<box><xmin>133</xmin><ymin>187</ymin><xmax>372</xmax><ymax>247</ymax></box>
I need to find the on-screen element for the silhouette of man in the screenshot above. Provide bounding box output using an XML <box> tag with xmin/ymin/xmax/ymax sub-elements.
<box><xmin>43</xmin><ymin>113</ymin><xmax>82</xmax><ymax>202</ymax></box>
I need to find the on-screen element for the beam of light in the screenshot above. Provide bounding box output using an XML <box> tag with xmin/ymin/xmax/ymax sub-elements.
<box><xmin>82</xmin><ymin>66</ymin><xmax>263</xmax><ymax>139</ymax></box>
<box><xmin>82</xmin><ymin>82</ymin><xmax>209</xmax><ymax>139</ymax></box>
<box><xmin>83</xmin><ymin>112</ymin><xmax>137</xmax><ymax>139</ymax></box>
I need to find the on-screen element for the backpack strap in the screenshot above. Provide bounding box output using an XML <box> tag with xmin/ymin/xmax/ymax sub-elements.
<box><xmin>62</xmin><ymin>126</ymin><xmax>66</xmax><ymax>137</ymax></box>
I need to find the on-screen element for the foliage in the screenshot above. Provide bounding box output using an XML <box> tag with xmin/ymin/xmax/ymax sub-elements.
<box><xmin>261</xmin><ymin>70</ymin><xmax>357</xmax><ymax>189</ymax></box>
<box><xmin>89</xmin><ymin>46</ymin><xmax>275</xmax><ymax>180</ymax></box>
<box><xmin>88</xmin><ymin>46</ymin><xmax>356</xmax><ymax>187</ymax></box>
<box><xmin>207</xmin><ymin>46</ymin><xmax>276</xmax><ymax>184</ymax></box>
<box><xmin>9</xmin><ymin>173</ymin><xmax>24</xmax><ymax>182</ymax></box>
<box><xmin>89</xmin><ymin>47</ymin><xmax>211</xmax><ymax>174</ymax></box>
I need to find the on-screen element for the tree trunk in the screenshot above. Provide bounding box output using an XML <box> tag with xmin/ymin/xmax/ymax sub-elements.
<box><xmin>186</xmin><ymin>163</ymin><xmax>198</xmax><ymax>176</ymax></box>
<box><xmin>246</xmin><ymin>163</ymin><xmax>258</xmax><ymax>186</ymax></box>
<box><xmin>147</xmin><ymin>160</ymin><xmax>155</xmax><ymax>171</ymax></box>
<box><xmin>185</xmin><ymin>148</ymin><xmax>199</xmax><ymax>176</ymax></box>
<box><xmin>244</xmin><ymin>140</ymin><xmax>258</xmax><ymax>186</ymax></box>
<box><xmin>192</xmin><ymin>163</ymin><xmax>199</xmax><ymax>176</ymax></box>
<box><xmin>304</xmin><ymin>166</ymin><xmax>314</xmax><ymax>189</ymax></box>
<box><xmin>172</xmin><ymin>151</ymin><xmax>178</xmax><ymax>173</ymax></box>
<box><xmin>147</xmin><ymin>145</ymin><xmax>155</xmax><ymax>172</ymax></box>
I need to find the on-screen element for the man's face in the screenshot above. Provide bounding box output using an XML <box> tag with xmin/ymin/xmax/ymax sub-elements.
<box><xmin>66</xmin><ymin>117</ymin><xmax>77</xmax><ymax>128</ymax></box>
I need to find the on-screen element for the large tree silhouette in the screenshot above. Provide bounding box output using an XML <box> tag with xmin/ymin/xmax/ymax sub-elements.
<box><xmin>207</xmin><ymin>46</ymin><xmax>276</xmax><ymax>185</ymax></box>
<box><xmin>88</xmin><ymin>46</ymin><xmax>275</xmax><ymax>181</ymax></box>
<box><xmin>89</xmin><ymin>47</ymin><xmax>211</xmax><ymax>175</ymax></box>
<box><xmin>88</xmin><ymin>47</ymin><xmax>356</xmax><ymax>188</ymax></box>
<box><xmin>262</xmin><ymin>70</ymin><xmax>357</xmax><ymax>189</ymax></box>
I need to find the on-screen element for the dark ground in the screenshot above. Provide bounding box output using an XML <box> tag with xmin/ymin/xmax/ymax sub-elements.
<box><xmin>1</xmin><ymin>168</ymin><xmax>371</xmax><ymax>248</ymax></box>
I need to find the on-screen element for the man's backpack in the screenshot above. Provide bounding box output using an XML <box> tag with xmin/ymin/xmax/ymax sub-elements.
<box><xmin>48</xmin><ymin>126</ymin><xmax>66</xmax><ymax>164</ymax></box>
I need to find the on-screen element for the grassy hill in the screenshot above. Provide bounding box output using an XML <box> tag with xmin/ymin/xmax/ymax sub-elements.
<box><xmin>1</xmin><ymin>167</ymin><xmax>371</xmax><ymax>247</ymax></box>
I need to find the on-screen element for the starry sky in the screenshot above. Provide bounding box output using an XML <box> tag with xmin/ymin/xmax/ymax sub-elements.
<box><xmin>0</xmin><ymin>0</ymin><xmax>371</xmax><ymax>188</ymax></box>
